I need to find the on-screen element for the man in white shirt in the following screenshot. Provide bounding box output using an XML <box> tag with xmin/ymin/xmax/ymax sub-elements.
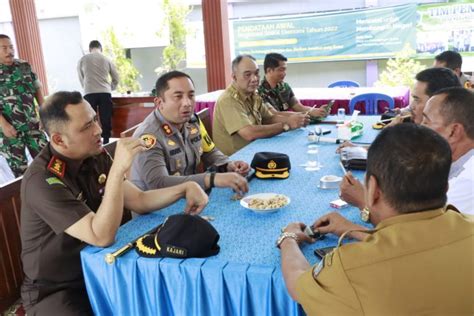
<box><xmin>77</xmin><ymin>40</ymin><xmax>119</xmax><ymax>144</ymax></box>
<box><xmin>421</xmin><ymin>87</ymin><xmax>474</xmax><ymax>214</ymax></box>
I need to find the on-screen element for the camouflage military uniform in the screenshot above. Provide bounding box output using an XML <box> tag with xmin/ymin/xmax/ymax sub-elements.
<box><xmin>258</xmin><ymin>77</ymin><xmax>297</xmax><ymax>112</ymax></box>
<box><xmin>0</xmin><ymin>59</ymin><xmax>47</xmax><ymax>177</ymax></box>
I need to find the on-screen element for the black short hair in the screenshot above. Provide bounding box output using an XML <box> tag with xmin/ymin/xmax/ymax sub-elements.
<box><xmin>0</xmin><ymin>34</ymin><xmax>10</xmax><ymax>40</ymax></box>
<box><xmin>367</xmin><ymin>124</ymin><xmax>451</xmax><ymax>213</ymax></box>
<box><xmin>89</xmin><ymin>40</ymin><xmax>102</xmax><ymax>50</ymax></box>
<box><xmin>263</xmin><ymin>53</ymin><xmax>287</xmax><ymax>73</ymax></box>
<box><xmin>435</xmin><ymin>50</ymin><xmax>462</xmax><ymax>70</ymax></box>
<box><xmin>231</xmin><ymin>55</ymin><xmax>256</xmax><ymax>73</ymax></box>
<box><xmin>415</xmin><ymin>68</ymin><xmax>461</xmax><ymax>97</ymax></box>
<box><xmin>433</xmin><ymin>87</ymin><xmax>474</xmax><ymax>140</ymax></box>
<box><xmin>40</xmin><ymin>91</ymin><xmax>83</xmax><ymax>135</ymax></box>
<box><xmin>154</xmin><ymin>70</ymin><xmax>194</xmax><ymax>98</ymax></box>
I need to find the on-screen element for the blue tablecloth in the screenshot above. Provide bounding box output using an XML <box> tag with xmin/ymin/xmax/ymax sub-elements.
<box><xmin>81</xmin><ymin>116</ymin><xmax>380</xmax><ymax>315</ymax></box>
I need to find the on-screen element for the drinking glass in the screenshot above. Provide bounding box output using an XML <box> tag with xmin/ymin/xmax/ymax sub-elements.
<box><xmin>337</xmin><ymin>108</ymin><xmax>346</xmax><ymax>123</ymax></box>
<box><xmin>306</xmin><ymin>145</ymin><xmax>321</xmax><ymax>171</ymax></box>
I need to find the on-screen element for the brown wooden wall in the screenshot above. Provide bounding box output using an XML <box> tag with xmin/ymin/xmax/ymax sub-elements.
<box><xmin>0</xmin><ymin>178</ymin><xmax>23</xmax><ymax>312</ymax></box>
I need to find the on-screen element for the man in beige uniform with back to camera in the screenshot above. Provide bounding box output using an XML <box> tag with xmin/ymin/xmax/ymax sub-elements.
<box><xmin>213</xmin><ymin>55</ymin><xmax>309</xmax><ymax>155</ymax></box>
<box><xmin>278</xmin><ymin>124</ymin><xmax>473</xmax><ymax>315</ymax></box>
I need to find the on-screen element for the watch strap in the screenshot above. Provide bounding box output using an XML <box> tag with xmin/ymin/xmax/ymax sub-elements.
<box><xmin>209</xmin><ymin>171</ymin><xmax>217</xmax><ymax>188</ymax></box>
<box><xmin>276</xmin><ymin>232</ymin><xmax>299</xmax><ymax>248</ymax></box>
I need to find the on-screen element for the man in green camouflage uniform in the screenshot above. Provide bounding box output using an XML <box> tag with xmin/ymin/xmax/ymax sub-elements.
<box><xmin>258</xmin><ymin>52</ymin><xmax>330</xmax><ymax>122</ymax></box>
<box><xmin>0</xmin><ymin>34</ymin><xmax>47</xmax><ymax>177</ymax></box>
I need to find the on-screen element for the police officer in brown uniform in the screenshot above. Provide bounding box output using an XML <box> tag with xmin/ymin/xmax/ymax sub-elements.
<box><xmin>130</xmin><ymin>71</ymin><xmax>249</xmax><ymax>194</ymax></box>
<box><xmin>20</xmin><ymin>91</ymin><xmax>209</xmax><ymax>315</ymax></box>
<box><xmin>278</xmin><ymin>124</ymin><xmax>473</xmax><ymax>315</ymax></box>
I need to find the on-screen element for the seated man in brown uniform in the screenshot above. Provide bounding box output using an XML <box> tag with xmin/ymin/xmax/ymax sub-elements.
<box><xmin>20</xmin><ymin>91</ymin><xmax>209</xmax><ymax>315</ymax></box>
<box><xmin>278</xmin><ymin>124</ymin><xmax>473</xmax><ymax>315</ymax></box>
<box><xmin>130</xmin><ymin>71</ymin><xmax>249</xmax><ymax>194</ymax></box>
<box><xmin>213</xmin><ymin>55</ymin><xmax>309</xmax><ymax>155</ymax></box>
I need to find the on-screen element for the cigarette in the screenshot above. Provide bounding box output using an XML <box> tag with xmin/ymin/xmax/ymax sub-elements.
<box><xmin>339</xmin><ymin>161</ymin><xmax>347</xmax><ymax>175</ymax></box>
<box><xmin>306</xmin><ymin>103</ymin><xmax>319</xmax><ymax>114</ymax></box>
<box><xmin>379</xmin><ymin>114</ymin><xmax>411</xmax><ymax>124</ymax></box>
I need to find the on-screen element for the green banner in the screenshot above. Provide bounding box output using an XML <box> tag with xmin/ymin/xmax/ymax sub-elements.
<box><xmin>232</xmin><ymin>4</ymin><xmax>417</xmax><ymax>62</ymax></box>
<box><xmin>416</xmin><ymin>2</ymin><xmax>474</xmax><ymax>57</ymax></box>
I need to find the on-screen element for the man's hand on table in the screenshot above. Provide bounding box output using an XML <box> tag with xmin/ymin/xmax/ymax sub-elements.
<box><xmin>215</xmin><ymin>172</ymin><xmax>249</xmax><ymax>195</ymax></box>
<box><xmin>183</xmin><ymin>182</ymin><xmax>208</xmax><ymax>215</ymax></box>
<box><xmin>227</xmin><ymin>160</ymin><xmax>251</xmax><ymax>176</ymax></box>
<box><xmin>308</xmin><ymin>106</ymin><xmax>328</xmax><ymax>119</ymax></box>
<box><xmin>287</xmin><ymin>112</ymin><xmax>310</xmax><ymax>129</ymax></box>
<box><xmin>313</xmin><ymin>212</ymin><xmax>367</xmax><ymax>240</ymax></box>
<box><xmin>283</xmin><ymin>222</ymin><xmax>316</xmax><ymax>245</ymax></box>
<box><xmin>336</xmin><ymin>141</ymin><xmax>356</xmax><ymax>153</ymax></box>
<box><xmin>339</xmin><ymin>172</ymin><xmax>365</xmax><ymax>209</ymax></box>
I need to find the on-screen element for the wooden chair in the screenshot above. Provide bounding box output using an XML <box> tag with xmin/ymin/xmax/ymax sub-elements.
<box><xmin>196</xmin><ymin>108</ymin><xmax>212</xmax><ymax>139</ymax></box>
<box><xmin>0</xmin><ymin>177</ymin><xmax>23</xmax><ymax>312</ymax></box>
<box><xmin>120</xmin><ymin>123</ymin><xmax>141</xmax><ymax>138</ymax></box>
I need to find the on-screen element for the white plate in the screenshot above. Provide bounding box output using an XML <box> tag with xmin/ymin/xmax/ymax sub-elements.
<box><xmin>240</xmin><ymin>193</ymin><xmax>290</xmax><ymax>213</ymax></box>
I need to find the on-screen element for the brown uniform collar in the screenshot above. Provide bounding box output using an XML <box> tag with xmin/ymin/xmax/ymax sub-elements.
<box><xmin>47</xmin><ymin>144</ymin><xmax>85</xmax><ymax>179</ymax></box>
<box><xmin>374</xmin><ymin>207</ymin><xmax>448</xmax><ymax>230</ymax></box>
<box><xmin>337</xmin><ymin>206</ymin><xmax>453</xmax><ymax>247</ymax></box>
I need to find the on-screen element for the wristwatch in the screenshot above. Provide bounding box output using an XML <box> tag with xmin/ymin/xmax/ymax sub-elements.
<box><xmin>209</xmin><ymin>171</ymin><xmax>217</xmax><ymax>188</ymax></box>
<box><xmin>282</xmin><ymin>123</ymin><xmax>290</xmax><ymax>132</ymax></box>
<box><xmin>276</xmin><ymin>232</ymin><xmax>299</xmax><ymax>248</ymax></box>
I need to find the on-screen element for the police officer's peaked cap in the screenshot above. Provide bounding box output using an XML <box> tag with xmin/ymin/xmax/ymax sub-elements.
<box><xmin>135</xmin><ymin>214</ymin><xmax>220</xmax><ymax>258</ymax></box>
<box><xmin>251</xmin><ymin>152</ymin><xmax>291</xmax><ymax>179</ymax></box>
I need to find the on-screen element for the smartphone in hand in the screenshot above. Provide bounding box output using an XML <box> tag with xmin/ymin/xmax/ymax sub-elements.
<box><xmin>324</xmin><ymin>100</ymin><xmax>336</xmax><ymax>114</ymax></box>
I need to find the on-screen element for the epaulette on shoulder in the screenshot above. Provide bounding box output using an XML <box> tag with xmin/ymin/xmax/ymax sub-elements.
<box><xmin>47</xmin><ymin>155</ymin><xmax>66</xmax><ymax>178</ymax></box>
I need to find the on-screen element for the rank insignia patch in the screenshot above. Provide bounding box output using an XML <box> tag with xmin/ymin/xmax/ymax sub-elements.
<box><xmin>162</xmin><ymin>124</ymin><xmax>173</xmax><ymax>136</ymax></box>
<box><xmin>167</xmin><ymin>139</ymin><xmax>176</xmax><ymax>146</ymax></box>
<box><xmin>140</xmin><ymin>134</ymin><xmax>157</xmax><ymax>150</ymax></box>
<box><xmin>45</xmin><ymin>177</ymin><xmax>65</xmax><ymax>186</ymax></box>
<box><xmin>47</xmin><ymin>156</ymin><xmax>66</xmax><ymax>178</ymax></box>
<box><xmin>190</xmin><ymin>127</ymin><xmax>198</xmax><ymax>135</ymax></box>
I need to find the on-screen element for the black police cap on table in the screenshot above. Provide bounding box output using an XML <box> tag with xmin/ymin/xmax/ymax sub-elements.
<box><xmin>135</xmin><ymin>214</ymin><xmax>220</xmax><ymax>258</ymax></box>
<box><xmin>250</xmin><ymin>152</ymin><xmax>291</xmax><ymax>180</ymax></box>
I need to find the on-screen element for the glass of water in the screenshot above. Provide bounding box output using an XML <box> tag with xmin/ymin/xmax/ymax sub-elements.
<box><xmin>306</xmin><ymin>144</ymin><xmax>321</xmax><ymax>171</ymax></box>
<box><xmin>337</xmin><ymin>108</ymin><xmax>346</xmax><ymax>123</ymax></box>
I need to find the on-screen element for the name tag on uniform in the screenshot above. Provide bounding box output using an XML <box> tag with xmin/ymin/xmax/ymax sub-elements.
<box><xmin>170</xmin><ymin>148</ymin><xmax>182</xmax><ymax>156</ymax></box>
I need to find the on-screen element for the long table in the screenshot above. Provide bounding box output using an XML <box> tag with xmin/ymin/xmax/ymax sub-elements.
<box><xmin>195</xmin><ymin>86</ymin><xmax>410</xmax><ymax>123</ymax></box>
<box><xmin>81</xmin><ymin>116</ymin><xmax>380</xmax><ymax>315</ymax></box>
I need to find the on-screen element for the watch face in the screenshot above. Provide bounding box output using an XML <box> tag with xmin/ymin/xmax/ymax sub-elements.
<box><xmin>360</xmin><ymin>209</ymin><xmax>370</xmax><ymax>222</ymax></box>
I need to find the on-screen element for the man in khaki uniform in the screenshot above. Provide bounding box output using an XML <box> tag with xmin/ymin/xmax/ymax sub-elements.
<box><xmin>278</xmin><ymin>124</ymin><xmax>473</xmax><ymax>315</ymax></box>
<box><xmin>212</xmin><ymin>55</ymin><xmax>309</xmax><ymax>156</ymax></box>
<box><xmin>130</xmin><ymin>71</ymin><xmax>249</xmax><ymax>194</ymax></box>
